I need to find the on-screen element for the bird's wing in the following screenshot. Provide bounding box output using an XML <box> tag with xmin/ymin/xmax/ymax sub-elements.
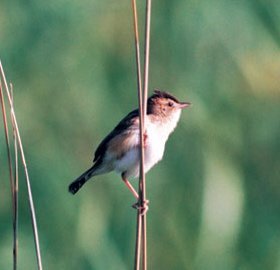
<box><xmin>93</xmin><ymin>109</ymin><xmax>140</xmax><ymax>164</ymax></box>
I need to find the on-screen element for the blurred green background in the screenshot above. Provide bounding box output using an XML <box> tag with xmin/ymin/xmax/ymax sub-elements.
<box><xmin>1</xmin><ymin>0</ymin><xmax>280</xmax><ymax>269</ymax></box>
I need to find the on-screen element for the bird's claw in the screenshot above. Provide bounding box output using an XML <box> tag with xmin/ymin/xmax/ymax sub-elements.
<box><xmin>132</xmin><ymin>199</ymin><xmax>149</xmax><ymax>215</ymax></box>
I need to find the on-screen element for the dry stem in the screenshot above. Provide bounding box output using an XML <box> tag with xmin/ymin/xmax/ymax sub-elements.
<box><xmin>0</xmin><ymin>61</ymin><xmax>43</xmax><ymax>270</ymax></box>
<box><xmin>131</xmin><ymin>0</ymin><xmax>152</xmax><ymax>269</ymax></box>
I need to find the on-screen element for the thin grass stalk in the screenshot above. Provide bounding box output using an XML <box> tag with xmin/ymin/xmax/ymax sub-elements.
<box><xmin>0</xmin><ymin>80</ymin><xmax>14</xmax><ymax>194</ymax></box>
<box><xmin>142</xmin><ymin>0</ymin><xmax>151</xmax><ymax>118</ymax></box>
<box><xmin>12</xmin><ymin>124</ymin><xmax>19</xmax><ymax>270</ymax></box>
<box><xmin>10</xmin><ymin>84</ymin><xmax>19</xmax><ymax>270</ymax></box>
<box><xmin>0</xmin><ymin>83</ymin><xmax>15</xmax><ymax>198</ymax></box>
<box><xmin>131</xmin><ymin>0</ymin><xmax>152</xmax><ymax>269</ymax></box>
<box><xmin>131</xmin><ymin>0</ymin><xmax>144</xmax><ymax>269</ymax></box>
<box><xmin>0</xmin><ymin>74</ymin><xmax>16</xmax><ymax>269</ymax></box>
<box><xmin>0</xmin><ymin>61</ymin><xmax>43</xmax><ymax>270</ymax></box>
<box><xmin>141</xmin><ymin>1</ymin><xmax>152</xmax><ymax>269</ymax></box>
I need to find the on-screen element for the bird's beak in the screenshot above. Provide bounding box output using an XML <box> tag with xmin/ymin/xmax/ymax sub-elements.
<box><xmin>178</xmin><ymin>101</ymin><xmax>191</xmax><ymax>109</ymax></box>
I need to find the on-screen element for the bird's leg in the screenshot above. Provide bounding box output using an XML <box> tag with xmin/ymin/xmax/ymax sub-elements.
<box><xmin>121</xmin><ymin>175</ymin><xmax>149</xmax><ymax>215</ymax></box>
<box><xmin>121</xmin><ymin>176</ymin><xmax>139</xmax><ymax>199</ymax></box>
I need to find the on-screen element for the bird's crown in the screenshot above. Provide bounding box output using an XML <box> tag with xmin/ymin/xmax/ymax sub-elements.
<box><xmin>149</xmin><ymin>89</ymin><xmax>179</xmax><ymax>103</ymax></box>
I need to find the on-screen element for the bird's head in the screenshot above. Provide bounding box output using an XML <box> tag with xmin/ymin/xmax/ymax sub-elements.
<box><xmin>147</xmin><ymin>90</ymin><xmax>191</xmax><ymax>119</ymax></box>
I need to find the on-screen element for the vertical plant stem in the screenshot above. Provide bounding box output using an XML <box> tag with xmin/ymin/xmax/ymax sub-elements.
<box><xmin>0</xmin><ymin>73</ymin><xmax>16</xmax><ymax>269</ymax></box>
<box><xmin>0</xmin><ymin>80</ymin><xmax>14</xmax><ymax>193</ymax></box>
<box><xmin>131</xmin><ymin>0</ymin><xmax>152</xmax><ymax>269</ymax></box>
<box><xmin>10</xmin><ymin>84</ymin><xmax>19</xmax><ymax>270</ymax></box>
<box><xmin>131</xmin><ymin>0</ymin><xmax>144</xmax><ymax>269</ymax></box>
<box><xmin>0</xmin><ymin>61</ymin><xmax>43</xmax><ymax>270</ymax></box>
<box><xmin>141</xmin><ymin>1</ymin><xmax>152</xmax><ymax>269</ymax></box>
<box><xmin>142</xmin><ymin>0</ymin><xmax>151</xmax><ymax>118</ymax></box>
<box><xmin>13</xmin><ymin>126</ymin><xmax>19</xmax><ymax>270</ymax></box>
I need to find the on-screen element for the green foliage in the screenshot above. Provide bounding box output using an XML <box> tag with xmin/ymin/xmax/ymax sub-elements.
<box><xmin>1</xmin><ymin>1</ymin><xmax>280</xmax><ymax>269</ymax></box>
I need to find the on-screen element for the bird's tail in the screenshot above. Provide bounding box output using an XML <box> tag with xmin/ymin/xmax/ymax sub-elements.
<box><xmin>68</xmin><ymin>166</ymin><xmax>96</xmax><ymax>195</ymax></box>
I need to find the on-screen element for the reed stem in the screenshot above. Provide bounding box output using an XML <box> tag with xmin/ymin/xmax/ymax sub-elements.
<box><xmin>0</xmin><ymin>61</ymin><xmax>43</xmax><ymax>270</ymax></box>
<box><xmin>131</xmin><ymin>0</ymin><xmax>152</xmax><ymax>269</ymax></box>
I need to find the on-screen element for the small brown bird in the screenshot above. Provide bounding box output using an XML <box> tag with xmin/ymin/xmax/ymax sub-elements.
<box><xmin>68</xmin><ymin>90</ymin><xmax>190</xmax><ymax>209</ymax></box>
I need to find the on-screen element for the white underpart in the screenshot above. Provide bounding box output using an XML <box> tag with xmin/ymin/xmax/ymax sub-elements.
<box><xmin>114</xmin><ymin>110</ymin><xmax>182</xmax><ymax>178</ymax></box>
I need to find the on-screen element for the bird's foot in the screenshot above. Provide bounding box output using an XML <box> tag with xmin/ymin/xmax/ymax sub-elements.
<box><xmin>132</xmin><ymin>199</ymin><xmax>149</xmax><ymax>215</ymax></box>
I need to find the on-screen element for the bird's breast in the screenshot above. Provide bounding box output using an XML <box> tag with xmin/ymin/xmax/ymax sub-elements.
<box><xmin>144</xmin><ymin>122</ymin><xmax>167</xmax><ymax>168</ymax></box>
<box><xmin>113</xmin><ymin>117</ymin><xmax>177</xmax><ymax>178</ymax></box>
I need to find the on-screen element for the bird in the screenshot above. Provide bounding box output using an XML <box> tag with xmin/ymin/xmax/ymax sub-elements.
<box><xmin>68</xmin><ymin>89</ymin><xmax>191</xmax><ymax>211</ymax></box>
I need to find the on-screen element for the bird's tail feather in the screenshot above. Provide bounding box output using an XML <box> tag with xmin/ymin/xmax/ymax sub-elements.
<box><xmin>68</xmin><ymin>166</ymin><xmax>96</xmax><ymax>195</ymax></box>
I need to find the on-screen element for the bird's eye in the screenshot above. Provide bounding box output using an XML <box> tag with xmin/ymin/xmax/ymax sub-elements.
<box><xmin>168</xmin><ymin>101</ymin><xmax>174</xmax><ymax>107</ymax></box>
